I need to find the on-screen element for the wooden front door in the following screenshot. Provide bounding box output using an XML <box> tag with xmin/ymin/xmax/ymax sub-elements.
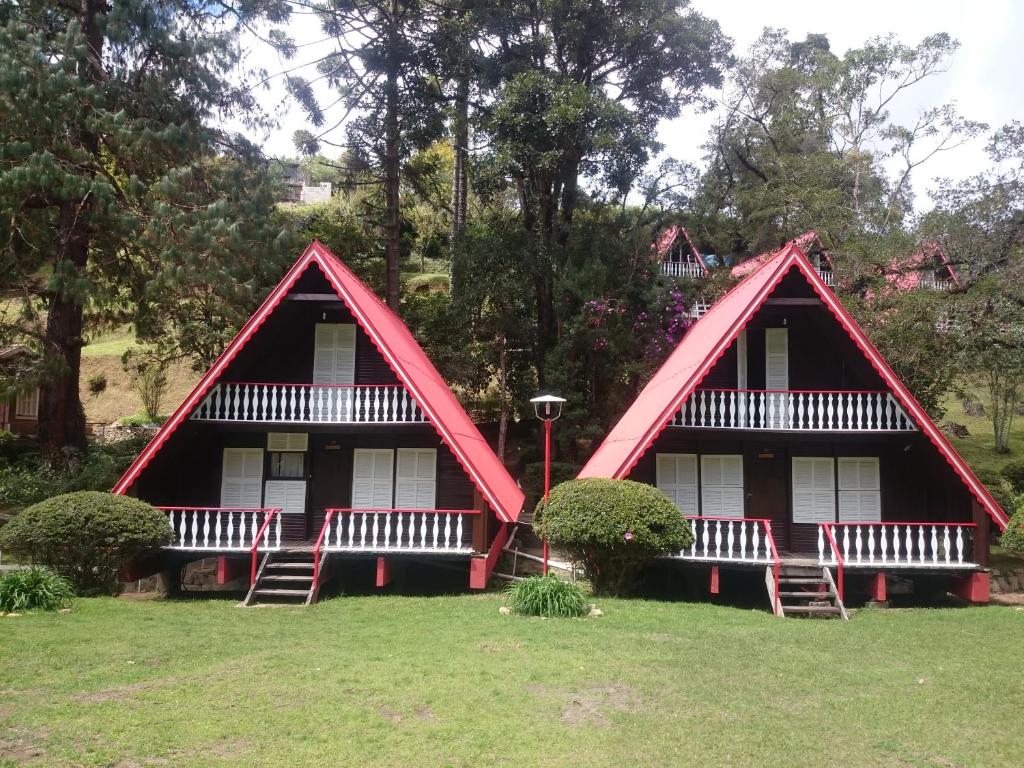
<box><xmin>309</xmin><ymin>438</ymin><xmax>352</xmax><ymax>540</ymax></box>
<box><xmin>745</xmin><ymin>447</ymin><xmax>789</xmax><ymax>551</ymax></box>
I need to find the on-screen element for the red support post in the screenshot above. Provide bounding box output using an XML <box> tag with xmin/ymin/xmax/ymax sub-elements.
<box><xmin>709</xmin><ymin>565</ymin><xmax>720</xmax><ymax>595</ymax></box>
<box><xmin>543</xmin><ymin>418</ymin><xmax>551</xmax><ymax>575</ymax></box>
<box><xmin>376</xmin><ymin>557</ymin><xmax>392</xmax><ymax>588</ymax></box>
<box><xmin>870</xmin><ymin>572</ymin><xmax>887</xmax><ymax>603</ymax></box>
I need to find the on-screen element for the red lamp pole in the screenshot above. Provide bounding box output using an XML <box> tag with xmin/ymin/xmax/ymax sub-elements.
<box><xmin>543</xmin><ymin>418</ymin><xmax>551</xmax><ymax>575</ymax></box>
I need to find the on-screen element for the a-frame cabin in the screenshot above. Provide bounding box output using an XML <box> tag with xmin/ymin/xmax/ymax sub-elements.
<box><xmin>115</xmin><ymin>241</ymin><xmax>522</xmax><ymax>603</ymax></box>
<box><xmin>580</xmin><ymin>242</ymin><xmax>1005</xmax><ymax>616</ymax></box>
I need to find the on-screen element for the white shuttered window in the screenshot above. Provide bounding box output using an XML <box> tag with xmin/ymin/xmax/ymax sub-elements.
<box><xmin>313</xmin><ymin>323</ymin><xmax>356</xmax><ymax>385</ymax></box>
<box><xmin>221</xmin><ymin>448</ymin><xmax>263</xmax><ymax>508</ymax></box>
<box><xmin>838</xmin><ymin>457</ymin><xmax>881</xmax><ymax>522</ymax></box>
<box><xmin>792</xmin><ymin>457</ymin><xmax>836</xmax><ymax>523</ymax></box>
<box><xmin>395</xmin><ymin>448</ymin><xmax>437</xmax><ymax>509</ymax></box>
<box><xmin>352</xmin><ymin>449</ymin><xmax>394</xmax><ymax>508</ymax></box>
<box><xmin>263</xmin><ymin>480</ymin><xmax>307</xmax><ymax>515</ymax></box>
<box><xmin>14</xmin><ymin>389</ymin><xmax>39</xmax><ymax>419</ymax></box>
<box><xmin>765</xmin><ymin>328</ymin><xmax>790</xmax><ymax>428</ymax></box>
<box><xmin>700</xmin><ymin>455</ymin><xmax>744</xmax><ymax>517</ymax></box>
<box><xmin>656</xmin><ymin>454</ymin><xmax>698</xmax><ymax>515</ymax></box>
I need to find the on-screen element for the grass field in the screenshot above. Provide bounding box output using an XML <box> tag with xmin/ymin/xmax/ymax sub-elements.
<box><xmin>2</xmin><ymin>596</ymin><xmax>1023</xmax><ymax>767</ymax></box>
<box><xmin>942</xmin><ymin>386</ymin><xmax>1024</xmax><ymax>482</ymax></box>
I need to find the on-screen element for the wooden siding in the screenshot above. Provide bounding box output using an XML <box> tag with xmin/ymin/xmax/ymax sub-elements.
<box><xmin>135</xmin><ymin>422</ymin><xmax>477</xmax><ymax>542</ymax></box>
<box><xmin>217</xmin><ymin>264</ymin><xmax>399</xmax><ymax>387</ymax></box>
<box><xmin>628</xmin><ymin>430</ymin><xmax>972</xmax><ymax>555</ymax></box>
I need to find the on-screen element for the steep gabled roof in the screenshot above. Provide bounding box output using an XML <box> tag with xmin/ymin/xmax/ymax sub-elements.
<box><xmin>579</xmin><ymin>242</ymin><xmax>1007</xmax><ymax>529</ymax></box>
<box><xmin>882</xmin><ymin>241</ymin><xmax>960</xmax><ymax>291</ymax></box>
<box><xmin>653</xmin><ymin>225</ymin><xmax>709</xmax><ymax>274</ymax></box>
<box><xmin>730</xmin><ymin>231</ymin><xmax>832</xmax><ymax>279</ymax></box>
<box><xmin>114</xmin><ymin>241</ymin><xmax>524</xmax><ymax>523</ymax></box>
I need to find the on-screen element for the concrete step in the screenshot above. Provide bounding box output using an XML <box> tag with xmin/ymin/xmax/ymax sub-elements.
<box><xmin>254</xmin><ymin>588</ymin><xmax>309</xmax><ymax>597</ymax></box>
<box><xmin>782</xmin><ymin>604</ymin><xmax>842</xmax><ymax>615</ymax></box>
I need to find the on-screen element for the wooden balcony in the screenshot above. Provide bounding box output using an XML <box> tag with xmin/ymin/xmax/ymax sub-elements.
<box><xmin>817</xmin><ymin>269</ymin><xmax>834</xmax><ymax>286</ymax></box>
<box><xmin>318</xmin><ymin>507</ymin><xmax>478</xmax><ymax>554</ymax></box>
<box><xmin>672</xmin><ymin>516</ymin><xmax>778</xmax><ymax>565</ymax></box>
<box><xmin>189</xmin><ymin>382</ymin><xmax>427</xmax><ymax>425</ymax></box>
<box><xmin>661</xmin><ymin>261</ymin><xmax>705</xmax><ymax>279</ymax></box>
<box><xmin>159</xmin><ymin>507</ymin><xmax>282</xmax><ymax>551</ymax></box>
<box><xmin>819</xmin><ymin>522</ymin><xmax>977</xmax><ymax>570</ymax></box>
<box><xmin>671</xmin><ymin>389</ymin><xmax>917</xmax><ymax>432</ymax></box>
<box><xmin>920</xmin><ymin>277</ymin><xmax>953</xmax><ymax>291</ymax></box>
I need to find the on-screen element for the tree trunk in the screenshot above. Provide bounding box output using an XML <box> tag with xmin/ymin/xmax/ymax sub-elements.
<box><xmin>383</xmin><ymin>4</ymin><xmax>402</xmax><ymax>311</ymax></box>
<box><xmin>38</xmin><ymin>0</ymin><xmax>106</xmax><ymax>467</ymax></box>
<box><xmin>496</xmin><ymin>333</ymin><xmax>508</xmax><ymax>462</ymax></box>
<box><xmin>450</xmin><ymin>72</ymin><xmax>469</xmax><ymax>245</ymax></box>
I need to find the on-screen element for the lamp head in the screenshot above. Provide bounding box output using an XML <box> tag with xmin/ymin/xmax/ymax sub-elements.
<box><xmin>530</xmin><ymin>393</ymin><xmax>566</xmax><ymax>421</ymax></box>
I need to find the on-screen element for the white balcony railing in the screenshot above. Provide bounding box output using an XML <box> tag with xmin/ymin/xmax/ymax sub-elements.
<box><xmin>319</xmin><ymin>508</ymin><xmax>478</xmax><ymax>553</ymax></box>
<box><xmin>661</xmin><ymin>261</ymin><xmax>705</xmax><ymax>279</ymax></box>
<box><xmin>673</xmin><ymin>516</ymin><xmax>778</xmax><ymax>564</ymax></box>
<box><xmin>689</xmin><ymin>298</ymin><xmax>711</xmax><ymax>319</ymax></box>
<box><xmin>817</xmin><ymin>269</ymin><xmax>834</xmax><ymax>286</ymax></box>
<box><xmin>819</xmin><ymin>522</ymin><xmax>977</xmax><ymax>569</ymax></box>
<box><xmin>671</xmin><ymin>389</ymin><xmax>917</xmax><ymax>432</ymax></box>
<box><xmin>920</xmin><ymin>277</ymin><xmax>953</xmax><ymax>291</ymax></box>
<box><xmin>159</xmin><ymin>507</ymin><xmax>282</xmax><ymax>551</ymax></box>
<box><xmin>190</xmin><ymin>383</ymin><xmax>427</xmax><ymax>424</ymax></box>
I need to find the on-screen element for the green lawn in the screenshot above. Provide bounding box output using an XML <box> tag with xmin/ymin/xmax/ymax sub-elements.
<box><xmin>942</xmin><ymin>386</ymin><xmax>1024</xmax><ymax>481</ymax></box>
<box><xmin>2</xmin><ymin>596</ymin><xmax>1022</xmax><ymax>767</ymax></box>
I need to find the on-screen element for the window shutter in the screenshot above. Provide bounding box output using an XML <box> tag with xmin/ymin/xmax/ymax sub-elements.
<box><xmin>838</xmin><ymin>457</ymin><xmax>881</xmax><ymax>522</ymax></box>
<box><xmin>791</xmin><ymin>457</ymin><xmax>835</xmax><ymax>523</ymax></box>
<box><xmin>14</xmin><ymin>389</ymin><xmax>38</xmax><ymax>419</ymax></box>
<box><xmin>656</xmin><ymin>454</ymin><xmax>698</xmax><ymax>516</ymax></box>
<box><xmin>352</xmin><ymin>449</ymin><xmax>394</xmax><ymax>508</ymax></box>
<box><xmin>221</xmin><ymin>448</ymin><xmax>263</xmax><ymax>508</ymax></box>
<box><xmin>396</xmin><ymin>449</ymin><xmax>437</xmax><ymax>509</ymax></box>
<box><xmin>267</xmin><ymin>433</ymin><xmax>308</xmax><ymax>452</ymax></box>
<box><xmin>313</xmin><ymin>324</ymin><xmax>356</xmax><ymax>385</ymax></box>
<box><xmin>264</xmin><ymin>480</ymin><xmax>307</xmax><ymax>515</ymax></box>
<box><xmin>765</xmin><ymin>328</ymin><xmax>789</xmax><ymax>428</ymax></box>
<box><xmin>700</xmin><ymin>455</ymin><xmax>744</xmax><ymax>518</ymax></box>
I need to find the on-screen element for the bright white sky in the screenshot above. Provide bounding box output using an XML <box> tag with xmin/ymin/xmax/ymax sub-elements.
<box><xmin>246</xmin><ymin>0</ymin><xmax>1024</xmax><ymax>210</ymax></box>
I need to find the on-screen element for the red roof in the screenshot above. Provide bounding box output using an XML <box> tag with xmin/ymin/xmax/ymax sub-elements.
<box><xmin>653</xmin><ymin>225</ymin><xmax>708</xmax><ymax>274</ymax></box>
<box><xmin>730</xmin><ymin>231</ymin><xmax>831</xmax><ymax>279</ymax></box>
<box><xmin>579</xmin><ymin>242</ymin><xmax>1007</xmax><ymax>529</ymax></box>
<box><xmin>882</xmin><ymin>241</ymin><xmax>960</xmax><ymax>291</ymax></box>
<box><xmin>113</xmin><ymin>241</ymin><xmax>524</xmax><ymax>523</ymax></box>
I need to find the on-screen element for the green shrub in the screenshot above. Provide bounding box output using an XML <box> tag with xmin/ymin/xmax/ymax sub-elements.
<box><xmin>1001</xmin><ymin>504</ymin><xmax>1024</xmax><ymax>554</ymax></box>
<box><xmin>504</xmin><ymin>574</ymin><xmax>589</xmax><ymax>618</ymax></box>
<box><xmin>976</xmin><ymin>469</ymin><xmax>1017</xmax><ymax>519</ymax></box>
<box><xmin>534</xmin><ymin>478</ymin><xmax>693</xmax><ymax>596</ymax></box>
<box><xmin>0</xmin><ymin>492</ymin><xmax>172</xmax><ymax>595</ymax></box>
<box><xmin>1001</xmin><ymin>462</ymin><xmax>1024</xmax><ymax>495</ymax></box>
<box><xmin>0</xmin><ymin>567</ymin><xmax>74</xmax><ymax>612</ymax></box>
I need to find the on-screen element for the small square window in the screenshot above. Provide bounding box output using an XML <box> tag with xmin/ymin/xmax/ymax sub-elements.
<box><xmin>269</xmin><ymin>452</ymin><xmax>304</xmax><ymax>479</ymax></box>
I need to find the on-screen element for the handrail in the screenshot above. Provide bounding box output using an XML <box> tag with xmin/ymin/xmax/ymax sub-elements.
<box><xmin>324</xmin><ymin>507</ymin><xmax>482</xmax><ymax>515</ymax></box>
<box><xmin>694</xmin><ymin>388</ymin><xmax>891</xmax><ymax>395</ymax></box>
<box><xmin>820</xmin><ymin>523</ymin><xmax>845</xmax><ymax>602</ymax></box>
<box><xmin>157</xmin><ymin>506</ymin><xmax>279</xmax><ymax>512</ymax></box>
<box><xmin>764</xmin><ymin>520</ymin><xmax>781</xmax><ymax>616</ymax></box>
<box><xmin>312</xmin><ymin>510</ymin><xmax>335</xmax><ymax>601</ymax></box>
<box><xmin>217</xmin><ymin>381</ymin><xmax>404</xmax><ymax>388</ymax></box>
<box><xmin>830</xmin><ymin>520</ymin><xmax>977</xmax><ymax>528</ymax></box>
<box><xmin>249</xmin><ymin>509</ymin><xmax>281</xmax><ymax>587</ymax></box>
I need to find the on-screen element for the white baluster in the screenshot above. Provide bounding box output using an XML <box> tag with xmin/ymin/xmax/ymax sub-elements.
<box><xmin>443</xmin><ymin>513</ymin><xmax>452</xmax><ymax>549</ymax></box>
<box><xmin>930</xmin><ymin>526</ymin><xmax>939</xmax><ymax>564</ymax></box>
<box><xmin>190</xmin><ymin>510</ymin><xmax>198</xmax><ymax>548</ymax></box>
<box><xmin>879</xmin><ymin>525</ymin><xmax>888</xmax><ymax>564</ymax></box>
<box><xmin>432</xmin><ymin>514</ymin><xmax>440</xmax><ymax>549</ymax></box>
<box><xmin>456</xmin><ymin>514</ymin><xmax>464</xmax><ymax>549</ymax></box>
<box><xmin>420</xmin><ymin>513</ymin><xmax>429</xmax><ymax>548</ymax></box>
<box><xmin>395</xmin><ymin>512</ymin><xmax>404</xmax><ymax>549</ymax></box>
<box><xmin>842</xmin><ymin>525</ymin><xmax>851</xmax><ymax>561</ymax></box>
<box><xmin>956</xmin><ymin>526</ymin><xmax>965</xmax><ymax>564</ymax></box>
<box><xmin>275</xmin><ymin>513</ymin><xmax>282</xmax><ymax>549</ymax></box>
<box><xmin>714</xmin><ymin>520</ymin><xmax>722</xmax><ymax>558</ymax></box>
<box><xmin>384</xmin><ymin>513</ymin><xmax>393</xmax><ymax>548</ymax></box>
<box><xmin>738</xmin><ymin>521</ymin><xmax>748</xmax><ymax>560</ymax></box>
<box><xmin>866</xmin><ymin>524</ymin><xmax>875</xmax><ymax>564</ymax></box>
<box><xmin>818</xmin><ymin>525</ymin><xmax>825</xmax><ymax>564</ymax></box>
<box><xmin>701</xmin><ymin>519</ymin><xmax>709</xmax><ymax>556</ymax></box>
<box><xmin>372</xmin><ymin>513</ymin><xmax>380</xmax><ymax>548</ymax></box>
<box><xmin>942</xmin><ymin>527</ymin><xmax>951</xmax><ymax>564</ymax></box>
<box><xmin>751</xmin><ymin>522</ymin><xmax>760</xmax><ymax>561</ymax></box>
<box><xmin>726</xmin><ymin>520</ymin><xmax>735</xmax><ymax>559</ymax></box>
<box><xmin>853</xmin><ymin>525</ymin><xmax>863</xmax><ymax>563</ymax></box>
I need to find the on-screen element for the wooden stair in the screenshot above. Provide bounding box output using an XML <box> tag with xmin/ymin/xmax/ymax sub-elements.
<box><xmin>768</xmin><ymin>565</ymin><xmax>849</xmax><ymax>619</ymax></box>
<box><xmin>243</xmin><ymin>551</ymin><xmax>318</xmax><ymax>606</ymax></box>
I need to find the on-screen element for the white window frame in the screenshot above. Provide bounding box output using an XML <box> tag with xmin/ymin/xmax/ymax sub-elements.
<box><xmin>395</xmin><ymin>448</ymin><xmax>437</xmax><ymax>510</ymax></box>
<box><xmin>655</xmin><ymin>453</ymin><xmax>699</xmax><ymax>516</ymax></box>
<box><xmin>700</xmin><ymin>455</ymin><xmax>744</xmax><ymax>518</ymax></box>
<box><xmin>313</xmin><ymin>323</ymin><xmax>356</xmax><ymax>385</ymax></box>
<box><xmin>267</xmin><ymin>432</ymin><xmax>309</xmax><ymax>452</ymax></box>
<box><xmin>352</xmin><ymin>448</ymin><xmax>395</xmax><ymax>509</ymax></box>
<box><xmin>14</xmin><ymin>389</ymin><xmax>39</xmax><ymax>420</ymax></box>
<box><xmin>220</xmin><ymin>448</ymin><xmax>264</xmax><ymax>509</ymax></box>
<box><xmin>791</xmin><ymin>457</ymin><xmax>836</xmax><ymax>524</ymax></box>
<box><xmin>837</xmin><ymin>457</ymin><xmax>881</xmax><ymax>523</ymax></box>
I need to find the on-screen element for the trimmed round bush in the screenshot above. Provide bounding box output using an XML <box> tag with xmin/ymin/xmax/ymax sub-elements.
<box><xmin>533</xmin><ymin>478</ymin><xmax>693</xmax><ymax>596</ymax></box>
<box><xmin>0</xmin><ymin>567</ymin><xmax>74</xmax><ymax>612</ymax></box>
<box><xmin>504</xmin><ymin>574</ymin><xmax>588</xmax><ymax>618</ymax></box>
<box><xmin>0</xmin><ymin>492</ymin><xmax>173</xmax><ymax>595</ymax></box>
<box><xmin>1001</xmin><ymin>504</ymin><xmax>1024</xmax><ymax>554</ymax></box>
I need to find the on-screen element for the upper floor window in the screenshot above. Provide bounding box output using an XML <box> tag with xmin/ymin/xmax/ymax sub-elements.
<box><xmin>313</xmin><ymin>323</ymin><xmax>356</xmax><ymax>385</ymax></box>
<box><xmin>14</xmin><ymin>389</ymin><xmax>38</xmax><ymax>420</ymax></box>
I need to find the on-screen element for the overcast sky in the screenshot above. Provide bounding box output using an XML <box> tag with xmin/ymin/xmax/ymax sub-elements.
<box><xmin>248</xmin><ymin>0</ymin><xmax>1024</xmax><ymax>210</ymax></box>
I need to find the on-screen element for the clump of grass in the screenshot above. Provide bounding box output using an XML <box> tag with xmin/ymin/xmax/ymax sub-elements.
<box><xmin>0</xmin><ymin>567</ymin><xmax>75</xmax><ymax>612</ymax></box>
<box><xmin>504</xmin><ymin>574</ymin><xmax>588</xmax><ymax>618</ymax></box>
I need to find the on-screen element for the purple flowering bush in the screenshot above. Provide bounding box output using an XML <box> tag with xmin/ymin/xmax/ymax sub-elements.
<box><xmin>534</xmin><ymin>478</ymin><xmax>693</xmax><ymax>596</ymax></box>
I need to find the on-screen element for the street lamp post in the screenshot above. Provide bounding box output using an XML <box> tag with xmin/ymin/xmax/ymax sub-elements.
<box><xmin>530</xmin><ymin>394</ymin><xmax>566</xmax><ymax>575</ymax></box>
